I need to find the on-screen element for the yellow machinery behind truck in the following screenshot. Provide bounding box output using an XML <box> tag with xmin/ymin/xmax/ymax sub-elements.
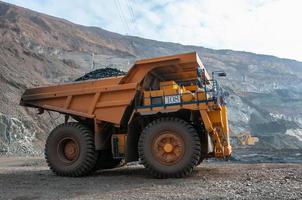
<box><xmin>20</xmin><ymin>52</ymin><xmax>231</xmax><ymax>178</ymax></box>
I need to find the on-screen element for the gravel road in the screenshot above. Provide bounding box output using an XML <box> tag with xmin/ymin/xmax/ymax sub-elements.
<box><xmin>0</xmin><ymin>157</ymin><xmax>301</xmax><ymax>200</ymax></box>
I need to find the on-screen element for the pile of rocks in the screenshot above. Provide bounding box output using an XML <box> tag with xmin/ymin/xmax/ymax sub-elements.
<box><xmin>75</xmin><ymin>67</ymin><xmax>126</xmax><ymax>81</ymax></box>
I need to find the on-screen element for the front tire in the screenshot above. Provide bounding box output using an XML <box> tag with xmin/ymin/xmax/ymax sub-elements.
<box><xmin>45</xmin><ymin>122</ymin><xmax>97</xmax><ymax>177</ymax></box>
<box><xmin>138</xmin><ymin>117</ymin><xmax>201</xmax><ymax>178</ymax></box>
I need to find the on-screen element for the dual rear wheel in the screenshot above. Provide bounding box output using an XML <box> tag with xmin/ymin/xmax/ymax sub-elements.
<box><xmin>45</xmin><ymin>122</ymin><xmax>120</xmax><ymax>177</ymax></box>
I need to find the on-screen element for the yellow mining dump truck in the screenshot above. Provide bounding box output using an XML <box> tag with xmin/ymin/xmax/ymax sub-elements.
<box><xmin>20</xmin><ymin>52</ymin><xmax>231</xmax><ymax>178</ymax></box>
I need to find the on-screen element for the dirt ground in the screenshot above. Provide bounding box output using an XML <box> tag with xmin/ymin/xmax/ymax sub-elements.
<box><xmin>0</xmin><ymin>157</ymin><xmax>301</xmax><ymax>200</ymax></box>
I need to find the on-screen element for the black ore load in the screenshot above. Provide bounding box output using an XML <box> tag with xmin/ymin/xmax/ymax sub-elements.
<box><xmin>75</xmin><ymin>68</ymin><xmax>126</xmax><ymax>81</ymax></box>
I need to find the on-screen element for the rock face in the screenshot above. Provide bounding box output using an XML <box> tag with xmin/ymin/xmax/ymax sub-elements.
<box><xmin>0</xmin><ymin>2</ymin><xmax>301</xmax><ymax>157</ymax></box>
<box><xmin>0</xmin><ymin>113</ymin><xmax>41</xmax><ymax>155</ymax></box>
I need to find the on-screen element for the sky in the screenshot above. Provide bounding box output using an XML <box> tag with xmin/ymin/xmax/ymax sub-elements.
<box><xmin>4</xmin><ymin>0</ymin><xmax>302</xmax><ymax>61</ymax></box>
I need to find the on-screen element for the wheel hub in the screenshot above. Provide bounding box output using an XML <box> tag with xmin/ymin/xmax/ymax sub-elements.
<box><xmin>64</xmin><ymin>141</ymin><xmax>77</xmax><ymax>160</ymax></box>
<box><xmin>58</xmin><ymin>138</ymin><xmax>80</xmax><ymax>163</ymax></box>
<box><xmin>163</xmin><ymin>143</ymin><xmax>173</xmax><ymax>153</ymax></box>
<box><xmin>152</xmin><ymin>131</ymin><xmax>185</xmax><ymax>165</ymax></box>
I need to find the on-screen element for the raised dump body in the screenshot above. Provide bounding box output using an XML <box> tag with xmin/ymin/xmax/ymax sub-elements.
<box><xmin>20</xmin><ymin>52</ymin><xmax>231</xmax><ymax>178</ymax></box>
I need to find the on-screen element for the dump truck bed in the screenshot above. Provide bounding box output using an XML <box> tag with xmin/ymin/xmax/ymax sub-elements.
<box><xmin>20</xmin><ymin>76</ymin><xmax>138</xmax><ymax>124</ymax></box>
<box><xmin>20</xmin><ymin>52</ymin><xmax>210</xmax><ymax>125</ymax></box>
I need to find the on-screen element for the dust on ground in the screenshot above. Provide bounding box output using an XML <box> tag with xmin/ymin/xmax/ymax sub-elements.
<box><xmin>0</xmin><ymin>157</ymin><xmax>301</xmax><ymax>200</ymax></box>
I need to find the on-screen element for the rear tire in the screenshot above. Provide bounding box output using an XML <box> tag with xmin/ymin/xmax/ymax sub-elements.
<box><xmin>138</xmin><ymin>117</ymin><xmax>201</xmax><ymax>178</ymax></box>
<box><xmin>45</xmin><ymin>122</ymin><xmax>97</xmax><ymax>177</ymax></box>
